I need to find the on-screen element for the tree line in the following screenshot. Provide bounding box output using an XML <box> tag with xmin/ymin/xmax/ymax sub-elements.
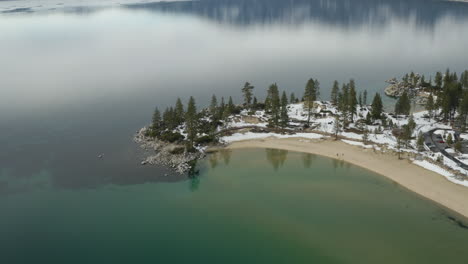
<box><xmin>147</xmin><ymin>69</ymin><xmax>467</xmax><ymax>152</ymax></box>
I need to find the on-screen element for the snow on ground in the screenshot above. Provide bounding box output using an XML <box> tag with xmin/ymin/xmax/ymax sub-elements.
<box><xmin>221</xmin><ymin>132</ymin><xmax>324</xmax><ymax>143</ymax></box>
<box><xmin>413</xmin><ymin>160</ymin><xmax>468</xmax><ymax>187</ymax></box>
<box><xmin>220</xmin><ymin>102</ymin><xmax>468</xmax><ymax>183</ymax></box>
<box><xmin>341</xmin><ymin>139</ymin><xmax>373</xmax><ymax>149</ymax></box>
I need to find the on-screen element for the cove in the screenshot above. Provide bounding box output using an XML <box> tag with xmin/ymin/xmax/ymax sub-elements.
<box><xmin>1</xmin><ymin>148</ymin><xmax>467</xmax><ymax>264</ymax></box>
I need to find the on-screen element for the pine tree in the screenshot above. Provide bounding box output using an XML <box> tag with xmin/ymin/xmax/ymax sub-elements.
<box><xmin>458</xmin><ymin>92</ymin><xmax>468</xmax><ymax>131</ymax></box>
<box><xmin>331</xmin><ymin>80</ymin><xmax>339</xmax><ymax>105</ymax></box>
<box><xmin>358</xmin><ymin>92</ymin><xmax>362</xmax><ymax>107</ymax></box>
<box><xmin>408</xmin><ymin>114</ymin><xmax>416</xmax><ymax>135</ymax></box>
<box><xmin>333</xmin><ymin>115</ymin><xmax>341</xmax><ymax>140</ymax></box>
<box><xmin>253</xmin><ymin>96</ymin><xmax>258</xmax><ymax>109</ymax></box>
<box><xmin>280</xmin><ymin>91</ymin><xmax>289</xmax><ymax>129</ymax></box>
<box><xmin>363</xmin><ymin>90</ymin><xmax>367</xmax><ymax>106</ymax></box>
<box><xmin>371</xmin><ymin>93</ymin><xmax>383</xmax><ymax>120</ymax></box>
<box><xmin>218</xmin><ymin>97</ymin><xmax>225</xmax><ymax>121</ymax></box>
<box><xmin>339</xmin><ymin>84</ymin><xmax>350</xmax><ymax>125</ymax></box>
<box><xmin>186</xmin><ymin>96</ymin><xmax>198</xmax><ymax>148</ymax></box>
<box><xmin>348</xmin><ymin>79</ymin><xmax>358</xmax><ymax>122</ymax></box>
<box><xmin>290</xmin><ymin>93</ymin><xmax>296</xmax><ymax>104</ymax></box>
<box><xmin>210</xmin><ymin>95</ymin><xmax>218</xmax><ymax>116</ymax></box>
<box><xmin>241</xmin><ymin>82</ymin><xmax>254</xmax><ymax>107</ymax></box>
<box><xmin>163</xmin><ymin>107</ymin><xmax>176</xmax><ymax>130</ymax></box>
<box><xmin>152</xmin><ymin>107</ymin><xmax>162</xmax><ymax>136</ymax></box>
<box><xmin>447</xmin><ymin>133</ymin><xmax>453</xmax><ymax>145</ymax></box>
<box><xmin>417</xmin><ymin>132</ymin><xmax>424</xmax><ymax>152</ymax></box>
<box><xmin>228</xmin><ymin>96</ymin><xmax>235</xmax><ymax>114</ymax></box>
<box><xmin>304</xmin><ymin>79</ymin><xmax>317</xmax><ymax>126</ymax></box>
<box><xmin>455</xmin><ymin>141</ymin><xmax>462</xmax><ymax>153</ymax></box>
<box><xmin>267</xmin><ymin>84</ymin><xmax>281</xmax><ymax>127</ymax></box>
<box><xmin>395</xmin><ymin>91</ymin><xmax>411</xmax><ymax>116</ymax></box>
<box><xmin>435</xmin><ymin>71</ymin><xmax>443</xmax><ymax>89</ymax></box>
<box><xmin>315</xmin><ymin>79</ymin><xmax>321</xmax><ymax>100</ymax></box>
<box><xmin>175</xmin><ymin>98</ymin><xmax>185</xmax><ymax>125</ymax></box>
<box><xmin>426</xmin><ymin>93</ymin><xmax>435</xmax><ymax>119</ymax></box>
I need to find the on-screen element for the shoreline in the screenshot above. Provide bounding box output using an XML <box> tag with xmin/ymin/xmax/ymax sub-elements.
<box><xmin>224</xmin><ymin>137</ymin><xmax>468</xmax><ymax>220</ymax></box>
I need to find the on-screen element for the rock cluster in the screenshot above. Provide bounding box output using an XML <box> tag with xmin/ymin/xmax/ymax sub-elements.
<box><xmin>133</xmin><ymin>127</ymin><xmax>204</xmax><ymax>174</ymax></box>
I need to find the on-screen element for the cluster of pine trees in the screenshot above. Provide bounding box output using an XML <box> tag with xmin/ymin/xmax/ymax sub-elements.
<box><xmin>148</xmin><ymin>78</ymin><xmax>385</xmax><ymax>150</ymax></box>
<box><xmin>147</xmin><ymin>69</ymin><xmax>468</xmax><ymax>152</ymax></box>
<box><xmin>330</xmin><ymin>79</ymin><xmax>383</xmax><ymax>127</ymax></box>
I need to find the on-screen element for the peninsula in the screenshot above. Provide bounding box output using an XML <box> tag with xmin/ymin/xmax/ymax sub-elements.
<box><xmin>135</xmin><ymin>69</ymin><xmax>468</xmax><ymax>217</ymax></box>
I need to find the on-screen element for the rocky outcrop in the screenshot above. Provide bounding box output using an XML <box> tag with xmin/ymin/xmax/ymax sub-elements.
<box><xmin>133</xmin><ymin>127</ymin><xmax>205</xmax><ymax>174</ymax></box>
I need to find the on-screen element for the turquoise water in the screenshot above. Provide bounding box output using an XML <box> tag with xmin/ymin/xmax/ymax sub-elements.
<box><xmin>2</xmin><ymin>149</ymin><xmax>467</xmax><ymax>264</ymax></box>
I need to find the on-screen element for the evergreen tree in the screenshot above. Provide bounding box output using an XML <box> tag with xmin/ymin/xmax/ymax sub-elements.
<box><xmin>417</xmin><ymin>132</ymin><xmax>424</xmax><ymax>153</ymax></box>
<box><xmin>402</xmin><ymin>125</ymin><xmax>412</xmax><ymax>148</ymax></box>
<box><xmin>339</xmin><ymin>84</ymin><xmax>349</xmax><ymax>125</ymax></box>
<box><xmin>223</xmin><ymin>97</ymin><xmax>234</xmax><ymax>120</ymax></box>
<box><xmin>434</xmin><ymin>71</ymin><xmax>443</xmax><ymax>89</ymax></box>
<box><xmin>267</xmin><ymin>84</ymin><xmax>281</xmax><ymax>127</ymax></box>
<box><xmin>363</xmin><ymin>90</ymin><xmax>368</xmax><ymax>106</ymax></box>
<box><xmin>408</xmin><ymin>114</ymin><xmax>416</xmax><ymax>135</ymax></box>
<box><xmin>461</xmin><ymin>70</ymin><xmax>468</xmax><ymax>89</ymax></box>
<box><xmin>333</xmin><ymin>115</ymin><xmax>341</xmax><ymax>140</ymax></box>
<box><xmin>371</xmin><ymin>93</ymin><xmax>383</xmax><ymax>120</ymax></box>
<box><xmin>458</xmin><ymin>91</ymin><xmax>468</xmax><ymax>131</ymax></box>
<box><xmin>455</xmin><ymin>141</ymin><xmax>462</xmax><ymax>153</ymax></box>
<box><xmin>210</xmin><ymin>95</ymin><xmax>218</xmax><ymax>116</ymax></box>
<box><xmin>253</xmin><ymin>96</ymin><xmax>258</xmax><ymax>109</ymax></box>
<box><xmin>447</xmin><ymin>133</ymin><xmax>453</xmax><ymax>145</ymax></box>
<box><xmin>218</xmin><ymin>97</ymin><xmax>225</xmax><ymax>121</ymax></box>
<box><xmin>315</xmin><ymin>79</ymin><xmax>321</xmax><ymax>100</ymax></box>
<box><xmin>331</xmin><ymin>80</ymin><xmax>339</xmax><ymax>105</ymax></box>
<box><xmin>186</xmin><ymin>96</ymin><xmax>198</xmax><ymax>148</ymax></box>
<box><xmin>163</xmin><ymin>107</ymin><xmax>176</xmax><ymax>130</ymax></box>
<box><xmin>241</xmin><ymin>82</ymin><xmax>254</xmax><ymax>107</ymax></box>
<box><xmin>280</xmin><ymin>91</ymin><xmax>289</xmax><ymax>129</ymax></box>
<box><xmin>152</xmin><ymin>107</ymin><xmax>162</xmax><ymax>136</ymax></box>
<box><xmin>358</xmin><ymin>92</ymin><xmax>362</xmax><ymax>107</ymax></box>
<box><xmin>365</xmin><ymin>112</ymin><xmax>372</xmax><ymax>125</ymax></box>
<box><xmin>348</xmin><ymin>79</ymin><xmax>358</xmax><ymax>122</ymax></box>
<box><xmin>290</xmin><ymin>93</ymin><xmax>296</xmax><ymax>104</ymax></box>
<box><xmin>304</xmin><ymin>79</ymin><xmax>318</xmax><ymax>126</ymax></box>
<box><xmin>395</xmin><ymin>91</ymin><xmax>411</xmax><ymax>116</ymax></box>
<box><xmin>175</xmin><ymin>98</ymin><xmax>185</xmax><ymax>125</ymax></box>
<box><xmin>426</xmin><ymin>93</ymin><xmax>435</xmax><ymax>119</ymax></box>
<box><xmin>228</xmin><ymin>96</ymin><xmax>235</xmax><ymax>113</ymax></box>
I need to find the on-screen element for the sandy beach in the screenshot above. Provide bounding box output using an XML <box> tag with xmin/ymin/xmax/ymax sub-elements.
<box><xmin>227</xmin><ymin>137</ymin><xmax>468</xmax><ymax>219</ymax></box>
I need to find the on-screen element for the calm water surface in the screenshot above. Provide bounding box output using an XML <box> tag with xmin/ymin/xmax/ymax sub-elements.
<box><xmin>1</xmin><ymin>149</ymin><xmax>468</xmax><ymax>263</ymax></box>
<box><xmin>1</xmin><ymin>1</ymin><xmax>468</xmax><ymax>262</ymax></box>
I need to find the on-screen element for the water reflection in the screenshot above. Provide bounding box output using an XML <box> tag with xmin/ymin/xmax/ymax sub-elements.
<box><xmin>208</xmin><ymin>149</ymin><xmax>232</xmax><ymax>169</ymax></box>
<box><xmin>265</xmin><ymin>148</ymin><xmax>289</xmax><ymax>170</ymax></box>
<box><xmin>125</xmin><ymin>0</ymin><xmax>468</xmax><ymax>30</ymax></box>
<box><xmin>301</xmin><ymin>153</ymin><xmax>318</xmax><ymax>168</ymax></box>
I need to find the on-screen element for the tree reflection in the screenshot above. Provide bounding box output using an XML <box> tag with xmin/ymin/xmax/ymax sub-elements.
<box><xmin>209</xmin><ymin>152</ymin><xmax>219</xmax><ymax>169</ymax></box>
<box><xmin>220</xmin><ymin>149</ymin><xmax>232</xmax><ymax>165</ymax></box>
<box><xmin>265</xmin><ymin>148</ymin><xmax>288</xmax><ymax>171</ymax></box>
<box><xmin>302</xmin><ymin>153</ymin><xmax>317</xmax><ymax>168</ymax></box>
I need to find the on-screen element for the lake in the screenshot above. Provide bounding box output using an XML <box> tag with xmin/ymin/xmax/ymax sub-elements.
<box><xmin>1</xmin><ymin>148</ymin><xmax>468</xmax><ymax>263</ymax></box>
<box><xmin>1</xmin><ymin>0</ymin><xmax>468</xmax><ymax>262</ymax></box>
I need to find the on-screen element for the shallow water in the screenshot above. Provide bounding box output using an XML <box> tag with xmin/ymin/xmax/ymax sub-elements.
<box><xmin>1</xmin><ymin>149</ymin><xmax>467</xmax><ymax>263</ymax></box>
